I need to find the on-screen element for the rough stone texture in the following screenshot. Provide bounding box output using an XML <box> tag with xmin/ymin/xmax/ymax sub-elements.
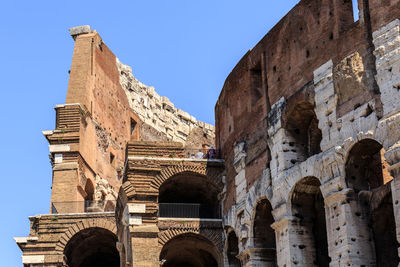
<box><xmin>217</xmin><ymin>2</ymin><xmax>400</xmax><ymax>266</ymax></box>
<box><xmin>14</xmin><ymin>1</ymin><xmax>400</xmax><ymax>267</ymax></box>
<box><xmin>117</xmin><ymin>59</ymin><xmax>215</xmax><ymax>146</ymax></box>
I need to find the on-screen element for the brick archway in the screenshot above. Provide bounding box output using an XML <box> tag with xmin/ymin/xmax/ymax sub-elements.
<box><xmin>159</xmin><ymin>228</ymin><xmax>223</xmax><ymax>252</ymax></box>
<box><xmin>151</xmin><ymin>163</ymin><xmax>223</xmax><ymax>192</ymax></box>
<box><xmin>55</xmin><ymin>218</ymin><xmax>116</xmax><ymax>253</ymax></box>
<box><xmin>159</xmin><ymin>231</ymin><xmax>222</xmax><ymax>267</ymax></box>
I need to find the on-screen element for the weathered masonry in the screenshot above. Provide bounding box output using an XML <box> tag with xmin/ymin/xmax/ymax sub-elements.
<box><xmin>15</xmin><ymin>25</ymin><xmax>220</xmax><ymax>267</ymax></box>
<box><xmin>15</xmin><ymin>0</ymin><xmax>400</xmax><ymax>266</ymax></box>
<box><xmin>216</xmin><ymin>0</ymin><xmax>400</xmax><ymax>266</ymax></box>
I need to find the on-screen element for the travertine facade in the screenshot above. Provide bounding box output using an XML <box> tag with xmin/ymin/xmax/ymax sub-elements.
<box><xmin>217</xmin><ymin>0</ymin><xmax>400</xmax><ymax>266</ymax></box>
<box><xmin>15</xmin><ymin>1</ymin><xmax>400</xmax><ymax>267</ymax></box>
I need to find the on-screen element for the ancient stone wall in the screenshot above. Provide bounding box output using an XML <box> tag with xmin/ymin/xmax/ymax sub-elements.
<box><xmin>217</xmin><ymin>1</ymin><xmax>400</xmax><ymax>266</ymax></box>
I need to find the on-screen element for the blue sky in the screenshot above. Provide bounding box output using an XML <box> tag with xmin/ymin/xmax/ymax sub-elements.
<box><xmin>0</xmin><ymin>0</ymin><xmax>358</xmax><ymax>265</ymax></box>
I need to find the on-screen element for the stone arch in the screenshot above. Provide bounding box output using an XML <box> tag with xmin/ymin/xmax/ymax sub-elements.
<box><xmin>289</xmin><ymin>176</ymin><xmax>330</xmax><ymax>266</ymax></box>
<box><xmin>159</xmin><ymin>228</ymin><xmax>223</xmax><ymax>253</ymax></box>
<box><xmin>250</xmin><ymin>198</ymin><xmax>276</xmax><ymax>265</ymax></box>
<box><xmin>248</xmin><ymin>195</ymin><xmax>274</xmax><ymax>244</ymax></box>
<box><xmin>159</xmin><ymin>232</ymin><xmax>222</xmax><ymax>267</ymax></box>
<box><xmin>55</xmin><ymin>218</ymin><xmax>116</xmax><ymax>253</ymax></box>
<box><xmin>283</xmin><ymin>99</ymin><xmax>322</xmax><ymax>164</ymax></box>
<box><xmin>151</xmin><ymin>163</ymin><xmax>223</xmax><ymax>192</ymax></box>
<box><xmin>63</xmin><ymin>227</ymin><xmax>119</xmax><ymax>267</ymax></box>
<box><xmin>344</xmin><ymin>137</ymin><xmax>398</xmax><ymax>266</ymax></box>
<box><xmin>341</xmin><ymin>132</ymin><xmax>383</xmax><ymax>166</ymax></box>
<box><xmin>225</xmin><ymin>228</ymin><xmax>241</xmax><ymax>267</ymax></box>
<box><xmin>286</xmin><ymin>173</ymin><xmax>324</xmax><ymax>213</ymax></box>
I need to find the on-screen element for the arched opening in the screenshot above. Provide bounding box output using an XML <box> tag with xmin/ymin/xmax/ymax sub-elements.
<box><xmin>64</xmin><ymin>227</ymin><xmax>119</xmax><ymax>267</ymax></box>
<box><xmin>160</xmin><ymin>233</ymin><xmax>219</xmax><ymax>267</ymax></box>
<box><xmin>291</xmin><ymin>177</ymin><xmax>330</xmax><ymax>266</ymax></box>
<box><xmin>227</xmin><ymin>230</ymin><xmax>241</xmax><ymax>267</ymax></box>
<box><xmin>158</xmin><ymin>172</ymin><xmax>220</xmax><ymax>218</ymax></box>
<box><xmin>253</xmin><ymin>199</ymin><xmax>276</xmax><ymax>265</ymax></box>
<box><xmin>345</xmin><ymin>139</ymin><xmax>398</xmax><ymax>266</ymax></box>
<box><xmin>285</xmin><ymin>101</ymin><xmax>322</xmax><ymax>163</ymax></box>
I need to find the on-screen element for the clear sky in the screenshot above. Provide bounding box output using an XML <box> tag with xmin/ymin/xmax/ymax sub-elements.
<box><xmin>0</xmin><ymin>0</ymin><xmax>358</xmax><ymax>265</ymax></box>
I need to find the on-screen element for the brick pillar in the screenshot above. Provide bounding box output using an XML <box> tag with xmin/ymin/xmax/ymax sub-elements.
<box><xmin>386</xmin><ymin>143</ymin><xmax>400</xmax><ymax>263</ymax></box>
<box><xmin>130</xmin><ymin>226</ymin><xmax>159</xmax><ymax>267</ymax></box>
<box><xmin>324</xmin><ymin>189</ymin><xmax>375</xmax><ymax>266</ymax></box>
<box><xmin>121</xmin><ymin>203</ymin><xmax>160</xmax><ymax>267</ymax></box>
<box><xmin>272</xmin><ymin>216</ymin><xmax>317</xmax><ymax>267</ymax></box>
<box><xmin>50</xmin><ymin>164</ymin><xmax>84</xmax><ymax>213</ymax></box>
<box><xmin>239</xmin><ymin>247</ymin><xmax>276</xmax><ymax>267</ymax></box>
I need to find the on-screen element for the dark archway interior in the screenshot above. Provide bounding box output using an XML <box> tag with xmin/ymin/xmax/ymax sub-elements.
<box><xmin>160</xmin><ymin>233</ymin><xmax>218</xmax><ymax>267</ymax></box>
<box><xmin>292</xmin><ymin>177</ymin><xmax>330</xmax><ymax>267</ymax></box>
<box><xmin>159</xmin><ymin>172</ymin><xmax>220</xmax><ymax>218</ymax></box>
<box><xmin>159</xmin><ymin>172</ymin><xmax>218</xmax><ymax>205</ymax></box>
<box><xmin>285</xmin><ymin>101</ymin><xmax>322</xmax><ymax>162</ymax></box>
<box><xmin>372</xmin><ymin>192</ymin><xmax>399</xmax><ymax>266</ymax></box>
<box><xmin>253</xmin><ymin>199</ymin><xmax>276</xmax><ymax>263</ymax></box>
<box><xmin>346</xmin><ymin>139</ymin><xmax>386</xmax><ymax>192</ymax></box>
<box><xmin>227</xmin><ymin>231</ymin><xmax>241</xmax><ymax>267</ymax></box>
<box><xmin>64</xmin><ymin>227</ymin><xmax>119</xmax><ymax>267</ymax></box>
<box><xmin>346</xmin><ymin>139</ymin><xmax>398</xmax><ymax>266</ymax></box>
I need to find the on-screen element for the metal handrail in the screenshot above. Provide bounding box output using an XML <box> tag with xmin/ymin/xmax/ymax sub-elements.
<box><xmin>158</xmin><ymin>203</ymin><xmax>221</xmax><ymax>219</ymax></box>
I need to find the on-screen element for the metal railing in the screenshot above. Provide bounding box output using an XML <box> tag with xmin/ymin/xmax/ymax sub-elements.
<box><xmin>158</xmin><ymin>203</ymin><xmax>221</xmax><ymax>219</ymax></box>
<box><xmin>183</xmin><ymin>148</ymin><xmax>221</xmax><ymax>159</ymax></box>
<box><xmin>51</xmin><ymin>200</ymin><xmax>116</xmax><ymax>214</ymax></box>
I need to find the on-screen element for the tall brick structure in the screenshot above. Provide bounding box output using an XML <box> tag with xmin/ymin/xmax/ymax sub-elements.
<box><xmin>15</xmin><ymin>0</ymin><xmax>400</xmax><ymax>266</ymax></box>
<box><xmin>15</xmin><ymin>26</ymin><xmax>221</xmax><ymax>267</ymax></box>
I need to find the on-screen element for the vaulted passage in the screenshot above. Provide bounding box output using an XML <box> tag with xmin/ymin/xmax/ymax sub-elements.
<box><xmin>285</xmin><ymin>101</ymin><xmax>322</xmax><ymax>163</ymax></box>
<box><xmin>227</xmin><ymin>230</ymin><xmax>241</xmax><ymax>267</ymax></box>
<box><xmin>64</xmin><ymin>227</ymin><xmax>119</xmax><ymax>267</ymax></box>
<box><xmin>345</xmin><ymin>139</ymin><xmax>398</xmax><ymax>266</ymax></box>
<box><xmin>253</xmin><ymin>199</ymin><xmax>276</xmax><ymax>265</ymax></box>
<box><xmin>292</xmin><ymin>177</ymin><xmax>330</xmax><ymax>267</ymax></box>
<box><xmin>159</xmin><ymin>172</ymin><xmax>220</xmax><ymax>218</ymax></box>
<box><xmin>160</xmin><ymin>233</ymin><xmax>219</xmax><ymax>267</ymax></box>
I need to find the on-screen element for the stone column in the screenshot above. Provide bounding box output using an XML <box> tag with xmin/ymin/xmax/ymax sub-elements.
<box><xmin>386</xmin><ymin>143</ymin><xmax>400</xmax><ymax>263</ymax></box>
<box><xmin>271</xmin><ymin>216</ymin><xmax>317</xmax><ymax>267</ymax></box>
<box><xmin>238</xmin><ymin>247</ymin><xmax>276</xmax><ymax>267</ymax></box>
<box><xmin>323</xmin><ymin>189</ymin><xmax>375</xmax><ymax>266</ymax></box>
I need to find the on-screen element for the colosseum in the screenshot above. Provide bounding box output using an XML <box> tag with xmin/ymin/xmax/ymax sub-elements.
<box><xmin>14</xmin><ymin>0</ymin><xmax>400</xmax><ymax>266</ymax></box>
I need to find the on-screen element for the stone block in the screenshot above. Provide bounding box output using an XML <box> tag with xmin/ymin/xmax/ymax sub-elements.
<box><xmin>69</xmin><ymin>25</ymin><xmax>91</xmax><ymax>37</ymax></box>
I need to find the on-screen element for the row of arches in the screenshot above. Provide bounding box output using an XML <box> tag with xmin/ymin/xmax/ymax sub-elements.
<box><xmin>62</xmin><ymin>228</ymin><xmax>221</xmax><ymax>267</ymax></box>
<box><xmin>62</xmin><ymin>169</ymin><xmax>223</xmax><ymax>267</ymax></box>
<box><xmin>227</xmin><ymin>138</ymin><xmax>398</xmax><ymax>266</ymax></box>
